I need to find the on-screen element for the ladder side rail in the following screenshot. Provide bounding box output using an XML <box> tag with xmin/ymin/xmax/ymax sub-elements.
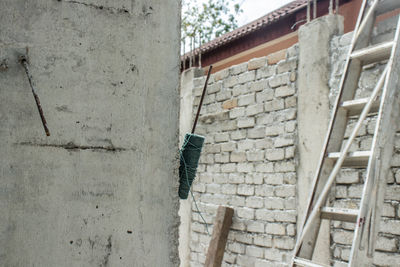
<box><xmin>323</xmin><ymin>0</ymin><xmax>378</xmax><ymax>152</ymax></box>
<box><xmin>292</xmin><ymin>0</ymin><xmax>377</xmax><ymax>262</ymax></box>
<box><xmin>322</xmin><ymin>0</ymin><xmax>378</xmax><ymax>153</ymax></box>
<box><xmin>367</xmin><ymin>155</ymin><xmax>381</xmax><ymax>256</ymax></box>
<box><xmin>295</xmin><ymin>0</ymin><xmax>370</xmax><ymax>242</ymax></box>
<box><xmin>296</xmin><ymin>66</ymin><xmax>388</xmax><ymax>261</ymax></box>
<box><xmin>349</xmin><ymin>14</ymin><xmax>400</xmax><ymax>266</ymax></box>
<box><xmin>353</xmin><ymin>0</ymin><xmax>379</xmax><ymax>43</ymax></box>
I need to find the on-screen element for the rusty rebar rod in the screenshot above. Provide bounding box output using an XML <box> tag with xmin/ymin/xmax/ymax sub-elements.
<box><xmin>336</xmin><ymin>0</ymin><xmax>339</xmax><ymax>14</ymax></box>
<box><xmin>191</xmin><ymin>65</ymin><xmax>212</xmax><ymax>134</ymax></box>
<box><xmin>313</xmin><ymin>0</ymin><xmax>317</xmax><ymax>19</ymax></box>
<box><xmin>19</xmin><ymin>56</ymin><xmax>50</xmax><ymax>136</ymax></box>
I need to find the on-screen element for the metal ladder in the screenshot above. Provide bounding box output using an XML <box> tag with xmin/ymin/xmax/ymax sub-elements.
<box><xmin>292</xmin><ymin>0</ymin><xmax>400</xmax><ymax>266</ymax></box>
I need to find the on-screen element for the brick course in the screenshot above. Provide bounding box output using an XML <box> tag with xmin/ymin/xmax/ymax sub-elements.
<box><xmin>189</xmin><ymin>46</ymin><xmax>298</xmax><ymax>266</ymax></box>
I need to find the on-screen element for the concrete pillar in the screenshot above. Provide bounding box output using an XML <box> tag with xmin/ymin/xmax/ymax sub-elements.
<box><xmin>0</xmin><ymin>1</ymin><xmax>180</xmax><ymax>266</ymax></box>
<box><xmin>297</xmin><ymin>14</ymin><xmax>344</xmax><ymax>264</ymax></box>
<box><xmin>178</xmin><ymin>67</ymin><xmax>204</xmax><ymax>267</ymax></box>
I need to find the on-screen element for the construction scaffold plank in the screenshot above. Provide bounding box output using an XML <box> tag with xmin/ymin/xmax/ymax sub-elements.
<box><xmin>204</xmin><ymin>206</ymin><xmax>234</xmax><ymax>267</ymax></box>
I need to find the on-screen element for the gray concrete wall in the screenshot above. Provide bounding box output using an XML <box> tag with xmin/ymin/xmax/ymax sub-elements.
<box><xmin>0</xmin><ymin>0</ymin><xmax>180</xmax><ymax>266</ymax></box>
<box><xmin>297</xmin><ymin>14</ymin><xmax>344</xmax><ymax>265</ymax></box>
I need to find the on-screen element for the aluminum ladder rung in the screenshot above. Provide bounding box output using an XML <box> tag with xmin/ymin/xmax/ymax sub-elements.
<box><xmin>293</xmin><ymin>257</ymin><xmax>329</xmax><ymax>267</ymax></box>
<box><xmin>327</xmin><ymin>151</ymin><xmax>371</xmax><ymax>168</ymax></box>
<box><xmin>293</xmin><ymin>1</ymin><xmax>400</xmax><ymax>265</ymax></box>
<box><xmin>321</xmin><ymin>207</ymin><xmax>359</xmax><ymax>223</ymax></box>
<box><xmin>351</xmin><ymin>41</ymin><xmax>393</xmax><ymax>65</ymax></box>
<box><xmin>332</xmin><ymin>260</ymin><xmax>350</xmax><ymax>267</ymax></box>
<box><xmin>376</xmin><ymin>0</ymin><xmax>400</xmax><ymax>16</ymax></box>
<box><xmin>340</xmin><ymin>97</ymin><xmax>380</xmax><ymax>116</ymax></box>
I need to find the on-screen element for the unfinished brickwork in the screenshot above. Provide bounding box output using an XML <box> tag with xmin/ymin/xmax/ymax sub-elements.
<box><xmin>183</xmin><ymin>14</ymin><xmax>400</xmax><ymax>267</ymax></box>
<box><xmin>329</xmin><ymin>16</ymin><xmax>400</xmax><ymax>266</ymax></box>
<box><xmin>189</xmin><ymin>47</ymin><xmax>299</xmax><ymax>267</ymax></box>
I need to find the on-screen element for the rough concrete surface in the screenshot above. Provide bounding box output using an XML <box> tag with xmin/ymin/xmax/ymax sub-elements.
<box><xmin>297</xmin><ymin>14</ymin><xmax>344</xmax><ymax>265</ymax></box>
<box><xmin>0</xmin><ymin>0</ymin><xmax>180</xmax><ymax>266</ymax></box>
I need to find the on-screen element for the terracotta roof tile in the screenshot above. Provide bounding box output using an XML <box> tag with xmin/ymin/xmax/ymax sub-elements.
<box><xmin>189</xmin><ymin>0</ymin><xmax>308</xmax><ymax>55</ymax></box>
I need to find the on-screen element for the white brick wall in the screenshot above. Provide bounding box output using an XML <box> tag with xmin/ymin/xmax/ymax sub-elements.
<box><xmin>189</xmin><ymin>48</ymin><xmax>298</xmax><ymax>266</ymax></box>
<box><xmin>186</xmin><ymin>16</ymin><xmax>400</xmax><ymax>267</ymax></box>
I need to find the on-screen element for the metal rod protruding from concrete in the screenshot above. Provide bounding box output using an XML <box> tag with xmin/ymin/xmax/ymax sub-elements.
<box><xmin>313</xmin><ymin>0</ymin><xmax>317</xmax><ymax>19</ymax></box>
<box><xmin>307</xmin><ymin>0</ymin><xmax>311</xmax><ymax>22</ymax></box>
<box><xmin>329</xmin><ymin>0</ymin><xmax>333</xmax><ymax>14</ymax></box>
<box><xmin>19</xmin><ymin>56</ymin><xmax>50</xmax><ymax>136</ymax></box>
<box><xmin>336</xmin><ymin>0</ymin><xmax>339</xmax><ymax>14</ymax></box>
<box><xmin>198</xmin><ymin>33</ymin><xmax>202</xmax><ymax>68</ymax></box>
<box><xmin>191</xmin><ymin>65</ymin><xmax>212</xmax><ymax>134</ymax></box>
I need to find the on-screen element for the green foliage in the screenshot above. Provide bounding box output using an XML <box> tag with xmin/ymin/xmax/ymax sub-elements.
<box><xmin>182</xmin><ymin>0</ymin><xmax>243</xmax><ymax>50</ymax></box>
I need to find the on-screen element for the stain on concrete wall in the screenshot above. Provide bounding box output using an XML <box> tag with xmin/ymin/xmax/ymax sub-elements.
<box><xmin>0</xmin><ymin>0</ymin><xmax>180</xmax><ymax>266</ymax></box>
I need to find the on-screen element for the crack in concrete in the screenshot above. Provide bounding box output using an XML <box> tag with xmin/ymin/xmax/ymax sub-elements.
<box><xmin>63</xmin><ymin>0</ymin><xmax>130</xmax><ymax>15</ymax></box>
<box><xmin>16</xmin><ymin>141</ymin><xmax>132</xmax><ymax>152</ymax></box>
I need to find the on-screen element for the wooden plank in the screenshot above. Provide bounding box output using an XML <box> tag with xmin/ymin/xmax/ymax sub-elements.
<box><xmin>205</xmin><ymin>206</ymin><xmax>234</xmax><ymax>267</ymax></box>
<box><xmin>321</xmin><ymin>207</ymin><xmax>359</xmax><ymax>222</ymax></box>
<box><xmin>351</xmin><ymin>41</ymin><xmax>393</xmax><ymax>65</ymax></box>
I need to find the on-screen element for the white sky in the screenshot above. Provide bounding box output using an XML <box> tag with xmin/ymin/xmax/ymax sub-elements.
<box><xmin>237</xmin><ymin>0</ymin><xmax>294</xmax><ymax>26</ymax></box>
